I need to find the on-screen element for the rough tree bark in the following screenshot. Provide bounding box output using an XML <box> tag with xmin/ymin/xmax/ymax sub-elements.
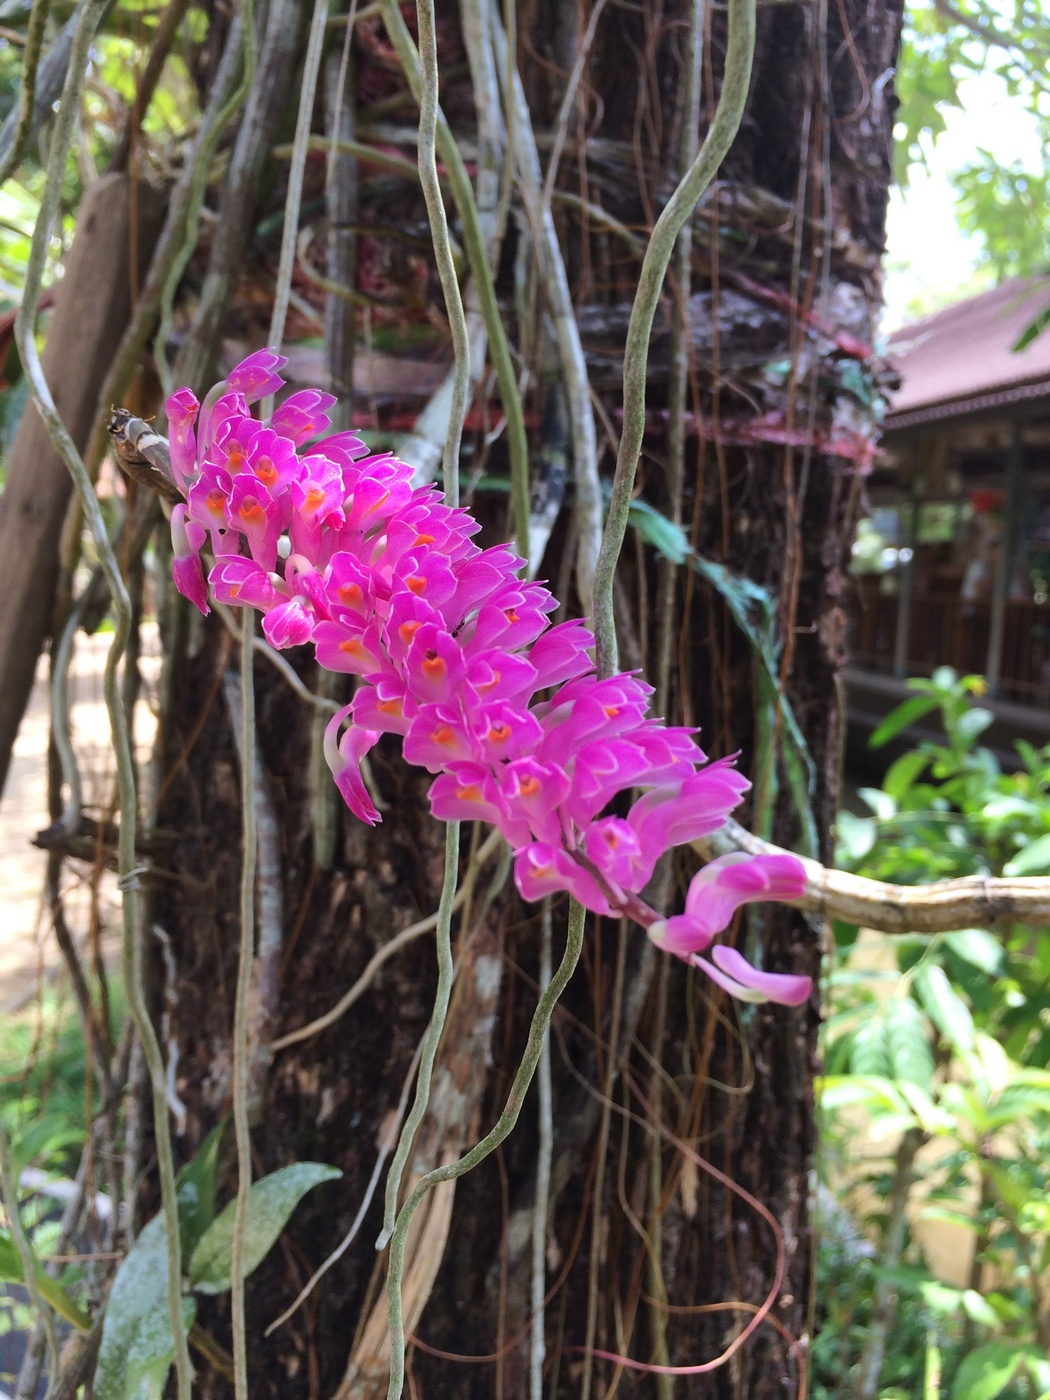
<box><xmin>123</xmin><ymin>0</ymin><xmax>904</xmax><ymax>1396</ymax></box>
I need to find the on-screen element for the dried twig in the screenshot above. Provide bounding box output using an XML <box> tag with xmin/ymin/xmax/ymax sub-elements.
<box><xmin>376</xmin><ymin>0</ymin><xmax>530</xmax><ymax>557</ymax></box>
<box><xmin>490</xmin><ymin>6</ymin><xmax>602</xmax><ymax>612</ymax></box>
<box><xmin>704</xmin><ymin>817</ymin><xmax>1050</xmax><ymax>933</ymax></box>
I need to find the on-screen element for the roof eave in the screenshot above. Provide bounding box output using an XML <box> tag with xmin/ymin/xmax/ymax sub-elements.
<box><xmin>884</xmin><ymin>376</ymin><xmax>1050</xmax><ymax>434</ymax></box>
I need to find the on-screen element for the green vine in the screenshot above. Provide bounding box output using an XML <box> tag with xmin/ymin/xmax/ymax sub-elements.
<box><xmin>591</xmin><ymin>0</ymin><xmax>758</xmax><ymax>678</ymax></box>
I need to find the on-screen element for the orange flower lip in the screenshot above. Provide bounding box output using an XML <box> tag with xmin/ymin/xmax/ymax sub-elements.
<box><xmin>432</xmin><ymin>724</ymin><xmax>456</xmax><ymax>745</ymax></box>
<box><xmin>339</xmin><ymin>637</ymin><xmax>364</xmax><ymax>656</ymax></box>
<box><xmin>414</xmin><ymin>532</ymin><xmax>435</xmax><ymax>546</ymax></box>
<box><xmin>398</xmin><ymin>619</ymin><xmax>423</xmax><ymax>645</ymax></box>
<box><xmin>238</xmin><ymin>499</ymin><xmax>266</xmax><ymax>524</ymax></box>
<box><xmin>422</xmin><ymin>651</ymin><xmax>446</xmax><ymax>677</ymax></box>
<box><xmin>518</xmin><ymin>775</ymin><xmax>540</xmax><ymax>797</ymax></box>
<box><xmin>338</xmin><ymin>582</ymin><xmax>364</xmax><ymax>605</ymax></box>
<box><xmin>504</xmin><ymin>608</ymin><xmax>520</xmax><ymax>623</ymax></box>
<box><xmin>455</xmin><ymin>783</ymin><xmax>483</xmax><ymax>802</ymax></box>
<box><xmin>406</xmin><ymin>575</ymin><xmax>427</xmax><ymax>595</ymax></box>
<box><xmin>603</xmin><ymin>705</ymin><xmax>620</xmax><ymax>719</ymax></box>
<box><xmin>254</xmin><ymin>457</ymin><xmax>277</xmax><ymax>485</ymax></box>
<box><xmin>377</xmin><ymin>697</ymin><xmax>403</xmax><ymax>716</ymax></box>
<box><xmin>305</xmin><ymin>486</ymin><xmax>326</xmax><ymax>509</ymax></box>
<box><xmin>206</xmin><ymin>488</ymin><xmax>226</xmax><ymax>517</ymax></box>
<box><xmin>363</xmin><ymin>489</ymin><xmax>390</xmax><ymax>515</ymax></box>
<box><xmin>487</xmin><ymin>723</ymin><xmax>511</xmax><ymax>743</ymax></box>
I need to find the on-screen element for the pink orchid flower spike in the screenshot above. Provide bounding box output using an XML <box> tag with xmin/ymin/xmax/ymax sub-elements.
<box><xmin>167</xmin><ymin>352</ymin><xmax>814</xmax><ymax>1010</ymax></box>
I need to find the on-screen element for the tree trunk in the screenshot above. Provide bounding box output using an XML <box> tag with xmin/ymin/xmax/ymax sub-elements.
<box><xmin>0</xmin><ymin>173</ymin><xmax>165</xmax><ymax>800</ymax></box>
<box><xmin>139</xmin><ymin>0</ymin><xmax>903</xmax><ymax>1395</ymax></box>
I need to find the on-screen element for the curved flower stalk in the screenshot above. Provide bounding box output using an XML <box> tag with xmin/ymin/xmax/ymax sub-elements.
<box><xmin>167</xmin><ymin>350</ymin><xmax>811</xmax><ymax>1006</ymax></box>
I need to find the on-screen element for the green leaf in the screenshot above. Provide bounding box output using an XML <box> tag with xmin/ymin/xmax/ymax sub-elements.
<box><xmin>951</xmin><ymin>1342</ymin><xmax>1022</xmax><ymax>1400</ymax></box>
<box><xmin>188</xmin><ymin>1162</ymin><xmax>341</xmax><ymax>1295</ymax></box>
<box><xmin>869</xmin><ymin>694</ymin><xmax>940</xmax><ymax>748</ymax></box>
<box><xmin>960</xmin><ymin>1289</ymin><xmax>1000</xmax><ymax>1330</ymax></box>
<box><xmin>124</xmin><ymin>1297</ymin><xmax>197</xmax><ymax>1400</ymax></box>
<box><xmin>1004</xmin><ymin>832</ymin><xmax>1050</xmax><ymax>876</ymax></box>
<box><xmin>626</xmin><ymin>497</ymin><xmax>690</xmax><ymax>564</ymax></box>
<box><xmin>836</xmin><ymin>810</ymin><xmax>876</xmax><ymax>864</ymax></box>
<box><xmin>1013</xmin><ymin>301</ymin><xmax>1050</xmax><ymax>353</ymax></box>
<box><xmin>884</xmin><ymin>997</ymin><xmax>935</xmax><ymax>1089</ymax></box>
<box><xmin>955</xmin><ymin>707</ymin><xmax>994</xmax><ymax>744</ymax></box>
<box><xmin>883</xmin><ymin>748</ymin><xmax>931</xmax><ymax>801</ymax></box>
<box><xmin>944</xmin><ymin>929</ymin><xmax>1003</xmax><ymax>977</ymax></box>
<box><xmin>95</xmin><ymin>1214</ymin><xmax>181</xmax><ymax>1400</ymax></box>
<box><xmin>859</xmin><ymin>786</ymin><xmax>897</xmax><ymax>820</ymax></box>
<box><xmin>831</xmin><ymin>919</ymin><xmax>859</xmax><ymax>950</ymax></box>
<box><xmin>851</xmin><ymin>1013</ymin><xmax>891</xmax><ymax>1078</ymax></box>
<box><xmin>914</xmin><ymin>963</ymin><xmax>975</xmax><ymax>1057</ymax></box>
<box><xmin>0</xmin><ymin>1229</ymin><xmax>91</xmax><ymax>1332</ymax></box>
<box><xmin>11</xmin><ymin>1113</ymin><xmax>84</xmax><ymax>1177</ymax></box>
<box><xmin>177</xmin><ymin>1123</ymin><xmax>225</xmax><ymax>1258</ymax></box>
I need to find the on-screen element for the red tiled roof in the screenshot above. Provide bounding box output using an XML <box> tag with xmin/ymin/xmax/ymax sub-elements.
<box><xmin>885</xmin><ymin>275</ymin><xmax>1050</xmax><ymax>431</ymax></box>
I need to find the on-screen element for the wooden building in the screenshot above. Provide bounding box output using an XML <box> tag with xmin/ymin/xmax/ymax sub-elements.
<box><xmin>847</xmin><ymin>276</ymin><xmax>1050</xmax><ymax>759</ymax></box>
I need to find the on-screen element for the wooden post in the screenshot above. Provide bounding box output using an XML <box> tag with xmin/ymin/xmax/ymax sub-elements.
<box><xmin>893</xmin><ymin>462</ymin><xmax>919</xmax><ymax>679</ymax></box>
<box><xmin>0</xmin><ymin>173</ymin><xmax>165</xmax><ymax>800</ymax></box>
<box><xmin>986</xmin><ymin>420</ymin><xmax>1024</xmax><ymax>697</ymax></box>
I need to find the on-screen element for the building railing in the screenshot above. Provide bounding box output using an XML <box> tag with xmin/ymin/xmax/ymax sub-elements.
<box><xmin>852</xmin><ymin>578</ymin><xmax>1050</xmax><ymax>704</ymax></box>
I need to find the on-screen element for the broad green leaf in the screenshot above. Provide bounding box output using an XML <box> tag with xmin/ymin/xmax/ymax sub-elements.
<box><xmin>951</xmin><ymin>1341</ymin><xmax>1022</xmax><ymax>1400</ymax></box>
<box><xmin>189</xmin><ymin>1162</ymin><xmax>341</xmax><ymax>1295</ymax></box>
<box><xmin>955</xmin><ymin>707</ymin><xmax>994</xmax><ymax>744</ymax></box>
<box><xmin>972</xmin><ymin>1032</ymin><xmax>1010</xmax><ymax>1097</ymax></box>
<box><xmin>870</xmin><ymin>694</ymin><xmax>939</xmax><ymax>747</ymax></box>
<box><xmin>123</xmin><ymin>1297</ymin><xmax>196</xmax><ymax>1400</ymax></box>
<box><xmin>177</xmin><ymin>1123</ymin><xmax>225</xmax><ymax>1258</ymax></box>
<box><xmin>980</xmin><ymin>795</ymin><xmax>1038</xmax><ymax>821</ymax></box>
<box><xmin>627</xmin><ymin>498</ymin><xmax>690</xmax><ymax>564</ymax></box>
<box><xmin>0</xmin><ymin>1229</ymin><xmax>91</xmax><ymax>1332</ymax></box>
<box><xmin>831</xmin><ymin>918</ymin><xmax>859</xmax><ymax>950</ymax></box>
<box><xmin>944</xmin><ymin>929</ymin><xmax>1003</xmax><ymax>977</ymax></box>
<box><xmin>919</xmin><ymin>1280</ymin><xmax>966</xmax><ymax>1315</ymax></box>
<box><xmin>850</xmin><ymin>1012</ymin><xmax>891</xmax><ymax>1078</ymax></box>
<box><xmin>1023</xmin><ymin>1349</ymin><xmax>1050</xmax><ymax>1392</ymax></box>
<box><xmin>835</xmin><ymin>810</ymin><xmax>876</xmax><ymax>864</ymax></box>
<box><xmin>896</xmin><ymin>1080</ymin><xmax>948</xmax><ymax>1131</ymax></box>
<box><xmin>884</xmin><ymin>997</ymin><xmax>935</xmax><ymax>1089</ymax></box>
<box><xmin>859</xmin><ymin>786</ymin><xmax>896</xmax><ymax>820</ymax></box>
<box><xmin>95</xmin><ymin>1214</ymin><xmax>181</xmax><ymax>1400</ymax></box>
<box><xmin>883</xmin><ymin>748</ymin><xmax>930</xmax><ymax>800</ymax></box>
<box><xmin>914</xmin><ymin>964</ymin><xmax>974</xmax><ymax>1056</ymax></box>
<box><xmin>1004</xmin><ymin>832</ymin><xmax>1050</xmax><ymax>876</ymax></box>
<box><xmin>818</xmin><ymin>1075</ymin><xmax>916</xmax><ymax>1130</ymax></box>
<box><xmin>960</xmin><ymin>1289</ymin><xmax>1001</xmax><ymax>1330</ymax></box>
<box><xmin>12</xmin><ymin>1114</ymin><xmax>84</xmax><ymax>1177</ymax></box>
